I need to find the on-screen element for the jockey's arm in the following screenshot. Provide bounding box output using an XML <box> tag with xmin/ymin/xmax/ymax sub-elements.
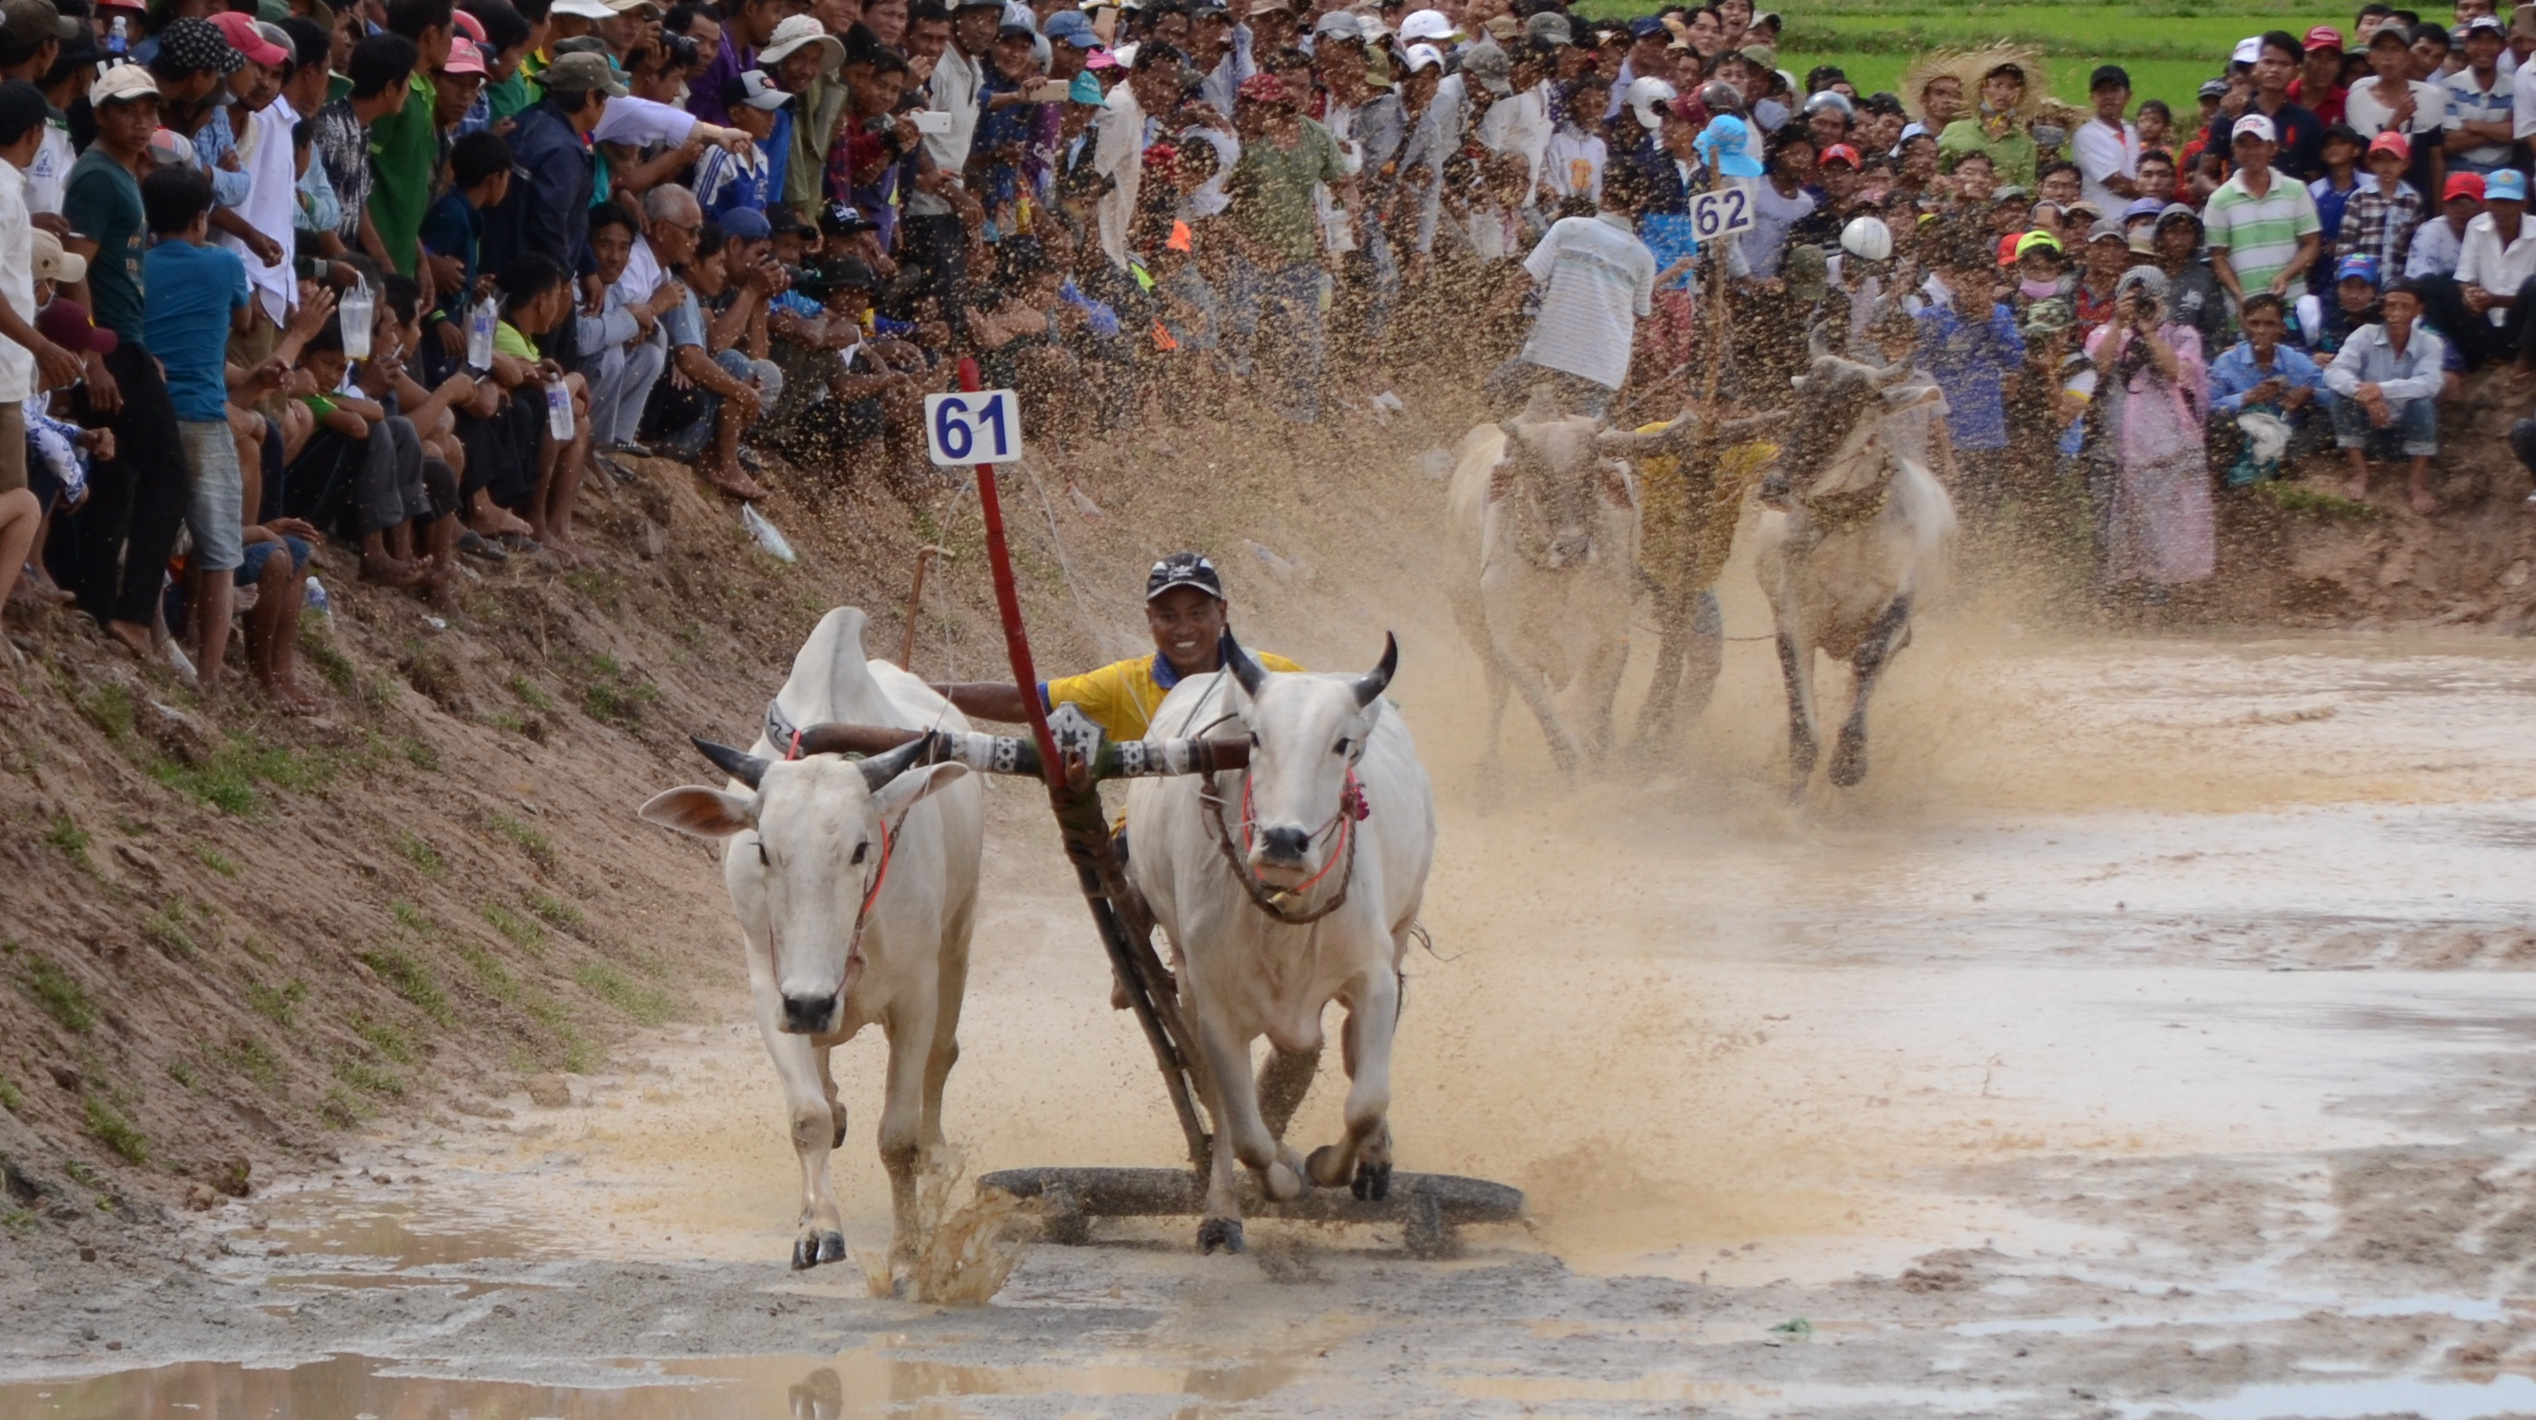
<box><xmin>930</xmin><ymin>682</ymin><xmax>1037</xmax><ymax>723</ymax></box>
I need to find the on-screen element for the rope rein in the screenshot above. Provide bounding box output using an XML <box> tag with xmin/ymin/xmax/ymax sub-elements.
<box><xmin>1201</xmin><ymin>759</ymin><xmax>1369</xmax><ymax>926</ymax></box>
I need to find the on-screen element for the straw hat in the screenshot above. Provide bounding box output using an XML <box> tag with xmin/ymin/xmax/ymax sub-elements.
<box><xmin>1897</xmin><ymin>42</ymin><xmax>2051</xmax><ymax>122</ymax></box>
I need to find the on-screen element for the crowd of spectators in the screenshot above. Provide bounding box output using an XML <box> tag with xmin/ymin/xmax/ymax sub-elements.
<box><xmin>6</xmin><ymin>0</ymin><xmax>2536</xmax><ymax>709</ymax></box>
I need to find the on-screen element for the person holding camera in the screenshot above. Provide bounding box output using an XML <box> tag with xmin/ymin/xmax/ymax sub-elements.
<box><xmin>2084</xmin><ymin>265</ymin><xmax>2215</xmax><ymax>602</ymax></box>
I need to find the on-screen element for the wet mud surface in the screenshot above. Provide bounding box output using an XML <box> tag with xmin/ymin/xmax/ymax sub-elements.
<box><xmin>7</xmin><ymin>632</ymin><xmax>2536</xmax><ymax>1418</ymax></box>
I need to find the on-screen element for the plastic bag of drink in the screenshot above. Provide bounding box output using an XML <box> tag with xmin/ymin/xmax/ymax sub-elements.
<box><xmin>741</xmin><ymin>504</ymin><xmax>795</xmax><ymax>562</ymax></box>
<box><xmin>340</xmin><ymin>279</ymin><xmax>374</xmax><ymax>361</ymax></box>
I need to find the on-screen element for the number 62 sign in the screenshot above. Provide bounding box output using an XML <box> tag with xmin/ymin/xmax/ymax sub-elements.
<box><xmin>1689</xmin><ymin>187</ymin><xmax>1756</xmax><ymax>243</ymax></box>
<box><xmin>924</xmin><ymin>389</ymin><xmax>1024</xmax><ymax>467</ymax></box>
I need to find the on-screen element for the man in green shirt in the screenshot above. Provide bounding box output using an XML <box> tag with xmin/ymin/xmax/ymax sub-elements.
<box><xmin>366</xmin><ymin>0</ymin><xmax>455</xmax><ymax>277</ymax></box>
<box><xmin>1936</xmin><ymin>60</ymin><xmax>2040</xmax><ymax>188</ymax></box>
<box><xmin>1223</xmin><ymin>71</ymin><xmax>1347</xmax><ymax>423</ymax></box>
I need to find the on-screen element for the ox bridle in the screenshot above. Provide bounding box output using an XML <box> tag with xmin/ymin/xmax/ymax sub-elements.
<box><xmin>766</xmin><ymin>699</ymin><xmax>911</xmax><ymax>992</ymax></box>
<box><xmin>1199</xmin><ymin>743</ymin><xmax>1371</xmax><ymax>926</ymax></box>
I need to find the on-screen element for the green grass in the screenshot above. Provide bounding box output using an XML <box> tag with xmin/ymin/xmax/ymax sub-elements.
<box><xmin>358</xmin><ymin>943</ymin><xmax>453</xmax><ymax>1026</ymax></box>
<box><xmin>224</xmin><ymin>1035</ymin><xmax>284</xmax><ymax>1092</ymax></box>
<box><xmin>482</xmin><ymin>903</ymin><xmax>547</xmax><ymax>954</ymax></box>
<box><xmin>245</xmin><ymin>977</ymin><xmax>307</xmax><ymax>1028</ymax></box>
<box><xmin>143</xmin><ymin>901</ymin><xmax>202</xmax><ymax>959</ymax></box>
<box><xmin>392</xmin><ymin>832</ymin><xmax>446</xmax><ymax>878</ymax></box>
<box><xmin>353</xmin><ymin>1016</ymin><xmax>421</xmax><ymax>1065</ymax></box>
<box><xmin>44</xmin><ymin>813</ymin><xmax>91</xmax><ymax>866</ymax></box>
<box><xmin>148</xmin><ymin>738</ymin><xmax>349</xmax><ymax>816</ymax></box>
<box><xmin>2261</xmin><ymin>480</ymin><xmax>2380</xmax><ymax>516</ymax></box>
<box><xmin>167</xmin><ymin>1060</ymin><xmax>200</xmax><ymax>1091</ymax></box>
<box><xmin>190</xmin><ymin>841</ymin><xmax>238</xmax><ymax>877</ymax></box>
<box><xmin>524</xmin><ymin>892</ymin><xmax>584</xmax><ymax>930</ymax></box>
<box><xmin>77</xmin><ymin>683</ymin><xmax>135</xmax><ymax>742</ymax></box>
<box><xmin>0</xmin><ymin>1075</ymin><xmax>21</xmax><ymax>1113</ymax></box>
<box><xmin>335</xmin><ymin>1056</ymin><xmax>406</xmax><ymax>1098</ymax></box>
<box><xmin>20</xmin><ymin>957</ymin><xmax>96</xmax><ymax>1033</ymax></box>
<box><xmin>1572</xmin><ymin>0</ymin><xmax>2300</xmax><ymax>116</ymax></box>
<box><xmin>574</xmin><ymin>962</ymin><xmax>677</xmax><ymax>1026</ymax></box>
<box><xmin>508</xmin><ymin>674</ymin><xmax>556</xmax><ymax>712</ymax></box>
<box><xmin>486</xmin><ymin>813</ymin><xmax>556</xmax><ymax>869</ymax></box>
<box><xmin>298</xmin><ymin>624</ymin><xmax>356</xmax><ymax>695</ymax></box>
<box><xmin>83</xmin><ymin>1096</ymin><xmax>151</xmax><ymax>1165</ymax></box>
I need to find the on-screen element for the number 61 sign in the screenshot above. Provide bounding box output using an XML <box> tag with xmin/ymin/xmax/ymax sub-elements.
<box><xmin>1689</xmin><ymin>187</ymin><xmax>1756</xmax><ymax>242</ymax></box>
<box><xmin>924</xmin><ymin>389</ymin><xmax>1024</xmax><ymax>467</ymax></box>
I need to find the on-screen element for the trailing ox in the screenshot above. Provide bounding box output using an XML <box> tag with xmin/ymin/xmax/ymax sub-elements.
<box><xmin>638</xmin><ymin>608</ymin><xmax>983</xmax><ymax>1281</ymax></box>
<box><xmin>1445</xmin><ymin>390</ymin><xmax>1640</xmax><ymax>776</ymax></box>
<box><xmin>1753</xmin><ymin>354</ymin><xmax>1956</xmax><ymax>794</ymax></box>
<box><xmin>1125</xmin><ymin>633</ymin><xmax>1436</xmax><ymax>1254</ymax></box>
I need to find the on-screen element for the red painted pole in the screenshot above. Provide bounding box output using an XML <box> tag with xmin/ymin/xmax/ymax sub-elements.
<box><xmin>959</xmin><ymin>356</ymin><xmax>1065</xmax><ymax>789</ymax></box>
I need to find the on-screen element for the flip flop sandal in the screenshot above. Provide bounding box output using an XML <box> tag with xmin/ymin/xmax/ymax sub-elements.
<box><xmin>498</xmin><ymin>532</ymin><xmax>544</xmax><ymax>554</ymax></box>
<box><xmin>457</xmin><ymin>530</ymin><xmax>510</xmax><ymax>562</ymax></box>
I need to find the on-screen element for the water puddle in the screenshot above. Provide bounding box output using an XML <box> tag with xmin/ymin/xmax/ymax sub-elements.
<box><xmin>2118</xmin><ymin>1373</ymin><xmax>2536</xmax><ymax>1420</ymax></box>
<box><xmin>2</xmin><ymin>1346</ymin><xmax>1305</xmax><ymax>1418</ymax></box>
<box><xmin>1446</xmin><ymin>1373</ymin><xmax>2033</xmax><ymax>1412</ymax></box>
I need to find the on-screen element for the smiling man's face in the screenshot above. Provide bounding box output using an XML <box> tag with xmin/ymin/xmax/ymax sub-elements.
<box><xmin>1147</xmin><ymin>586</ymin><xmax>1228</xmax><ymax>676</ymax></box>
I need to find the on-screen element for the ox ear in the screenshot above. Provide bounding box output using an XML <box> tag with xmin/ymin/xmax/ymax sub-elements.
<box><xmin>1221</xmin><ymin>628</ymin><xmax>1269</xmax><ymax>697</ymax></box>
<box><xmin>870</xmin><ymin>761</ymin><xmax>968</xmax><ymax>819</ymax></box>
<box><xmin>640</xmin><ymin>785</ymin><xmax>758</xmax><ymax>839</ymax></box>
<box><xmin>1352</xmin><ymin>632</ymin><xmax>1399</xmax><ymax>708</ymax></box>
<box><xmin>691</xmin><ymin>736</ymin><xmax>772</xmax><ymax>788</ymax></box>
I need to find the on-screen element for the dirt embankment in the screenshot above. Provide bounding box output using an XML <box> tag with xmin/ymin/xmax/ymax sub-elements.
<box><xmin>2</xmin><ymin>373</ymin><xmax>2531</xmax><ymax>1247</ymax></box>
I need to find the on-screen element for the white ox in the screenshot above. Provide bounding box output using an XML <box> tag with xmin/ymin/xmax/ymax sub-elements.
<box><xmin>639</xmin><ymin>608</ymin><xmax>982</xmax><ymax>1279</ymax></box>
<box><xmin>1753</xmin><ymin>354</ymin><xmax>1956</xmax><ymax>794</ymax></box>
<box><xmin>1445</xmin><ymin>390</ymin><xmax>1640</xmax><ymax>776</ymax></box>
<box><xmin>1126</xmin><ymin>633</ymin><xmax>1435</xmax><ymax>1253</ymax></box>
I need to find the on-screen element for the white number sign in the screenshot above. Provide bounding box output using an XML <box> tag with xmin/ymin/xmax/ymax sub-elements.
<box><xmin>1689</xmin><ymin>188</ymin><xmax>1756</xmax><ymax>243</ymax></box>
<box><xmin>923</xmin><ymin>390</ymin><xmax>1024</xmax><ymax>467</ymax></box>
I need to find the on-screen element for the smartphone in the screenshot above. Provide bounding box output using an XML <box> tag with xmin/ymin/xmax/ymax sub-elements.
<box><xmin>1028</xmin><ymin>79</ymin><xmax>1070</xmax><ymax>102</ymax></box>
<box><xmin>910</xmin><ymin>109</ymin><xmax>952</xmax><ymax>135</ymax></box>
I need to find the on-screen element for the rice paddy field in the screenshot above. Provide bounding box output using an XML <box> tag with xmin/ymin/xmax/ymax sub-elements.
<box><xmin>1575</xmin><ymin>0</ymin><xmax>2343</xmax><ymax>118</ymax></box>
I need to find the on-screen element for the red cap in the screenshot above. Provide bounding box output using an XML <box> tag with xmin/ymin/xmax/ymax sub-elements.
<box><xmin>2446</xmin><ymin>172</ymin><xmax>2488</xmax><ymax>202</ymax></box>
<box><xmin>208</xmin><ymin>10</ymin><xmax>289</xmax><ymax>68</ymax></box>
<box><xmin>441</xmin><ymin>38</ymin><xmax>487</xmax><ymax>76</ymax></box>
<box><xmin>2303</xmin><ymin>24</ymin><xmax>2344</xmax><ymax>51</ymax></box>
<box><xmin>2366</xmin><ymin>129</ymin><xmax>2410</xmax><ymax>161</ymax></box>
<box><xmin>1995</xmin><ymin>231</ymin><xmax>2021</xmax><ymax>265</ymax></box>
<box><xmin>1236</xmin><ymin>71</ymin><xmax>1289</xmax><ymax>104</ymax></box>
<box><xmin>1819</xmin><ymin>142</ymin><xmax>1860</xmax><ymax>168</ymax></box>
<box><xmin>37</xmin><ymin>299</ymin><xmax>115</xmax><ymax>356</ymax></box>
<box><xmin>451</xmin><ymin>7</ymin><xmax>485</xmax><ymax>42</ymax></box>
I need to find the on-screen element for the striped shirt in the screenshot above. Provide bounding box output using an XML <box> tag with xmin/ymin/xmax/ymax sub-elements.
<box><xmin>2204</xmin><ymin>167</ymin><xmax>2321</xmax><ymax>295</ymax></box>
<box><xmin>1519</xmin><ymin>211</ymin><xmax>1658</xmax><ymax>391</ymax></box>
<box><xmin>2443</xmin><ymin>67</ymin><xmax>2516</xmax><ymax>171</ymax></box>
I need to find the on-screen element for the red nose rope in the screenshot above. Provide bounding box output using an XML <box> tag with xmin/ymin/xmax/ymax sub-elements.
<box><xmin>844</xmin><ymin>812</ymin><xmax>902</xmax><ymax>966</ymax></box>
<box><xmin>1207</xmin><ymin>766</ymin><xmax>1369</xmax><ymax>924</ymax></box>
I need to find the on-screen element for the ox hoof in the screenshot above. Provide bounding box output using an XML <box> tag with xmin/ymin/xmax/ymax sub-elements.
<box><xmin>791</xmin><ymin>1229</ymin><xmax>846</xmax><ymax>1271</ymax></box>
<box><xmin>1197</xmin><ymin>1217</ymin><xmax>1245</xmax><ymax>1255</ymax></box>
<box><xmin>1352</xmin><ymin>1160</ymin><xmax>1392</xmax><ymax>1202</ymax></box>
<box><xmin>1828</xmin><ymin>737</ymin><xmax>1868</xmax><ymax>788</ymax></box>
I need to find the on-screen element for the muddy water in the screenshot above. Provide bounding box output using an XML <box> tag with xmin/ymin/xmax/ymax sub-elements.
<box><xmin>10</xmin><ymin>631</ymin><xmax>2536</xmax><ymax>1418</ymax></box>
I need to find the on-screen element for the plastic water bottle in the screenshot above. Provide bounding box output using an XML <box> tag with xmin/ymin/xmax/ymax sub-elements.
<box><xmin>543</xmin><ymin>378</ymin><xmax>573</xmax><ymax>440</ymax></box>
<box><xmin>465</xmin><ymin>294</ymin><xmax>496</xmax><ymax>370</ymax></box>
<box><xmin>339</xmin><ymin>278</ymin><xmax>373</xmax><ymax>360</ymax></box>
<box><xmin>107</xmin><ymin>15</ymin><xmax>126</xmax><ymax>53</ymax></box>
<box><xmin>303</xmin><ymin>576</ymin><xmax>332</xmax><ymax>632</ymax></box>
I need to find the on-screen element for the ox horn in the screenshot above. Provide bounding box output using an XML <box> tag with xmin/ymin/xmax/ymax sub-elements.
<box><xmin>1353</xmin><ymin>633</ymin><xmax>1399</xmax><ymax>708</ymax></box>
<box><xmin>691</xmin><ymin>736</ymin><xmax>772</xmax><ymax>789</ymax></box>
<box><xmin>1221</xmin><ymin>628</ymin><xmax>1270</xmax><ymax>697</ymax></box>
<box><xmin>856</xmin><ymin>732</ymin><xmax>935</xmax><ymax>792</ymax></box>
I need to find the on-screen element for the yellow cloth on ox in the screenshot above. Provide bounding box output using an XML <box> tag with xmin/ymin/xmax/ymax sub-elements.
<box><xmin>1632</xmin><ymin>431</ymin><xmax>1778</xmax><ymax>600</ymax></box>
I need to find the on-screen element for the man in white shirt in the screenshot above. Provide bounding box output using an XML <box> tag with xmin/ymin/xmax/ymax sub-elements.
<box><xmin>1483</xmin><ymin>160</ymin><xmax>1657</xmax><ymax>417</ymax></box>
<box><xmin>208</xmin><ymin>12</ymin><xmax>298</xmax><ymax>360</ymax></box>
<box><xmin>2427</xmin><ymin>164</ymin><xmax>2536</xmax><ymax>366</ymax></box>
<box><xmin>0</xmin><ymin>81</ymin><xmax>80</xmax><ymax>521</ymax></box>
<box><xmin>2072</xmin><ymin>64</ymin><xmax>2142</xmax><ymax>213</ymax></box>
<box><xmin>905</xmin><ymin>0</ymin><xmax>992</xmax><ymax>323</ymax></box>
<box><xmin>1095</xmin><ymin>43</ymin><xmax>1186</xmax><ymax>273</ymax></box>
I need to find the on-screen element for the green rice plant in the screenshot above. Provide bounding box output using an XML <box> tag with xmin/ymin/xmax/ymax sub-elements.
<box><xmin>574</xmin><ymin>962</ymin><xmax>676</xmax><ymax>1026</ymax></box>
<box><xmin>357</xmin><ymin>943</ymin><xmax>452</xmax><ymax>1026</ymax></box>
<box><xmin>20</xmin><ymin>957</ymin><xmax>95</xmax><ymax>1033</ymax></box>
<box><xmin>83</xmin><ymin>1096</ymin><xmax>151</xmax><ymax>1165</ymax></box>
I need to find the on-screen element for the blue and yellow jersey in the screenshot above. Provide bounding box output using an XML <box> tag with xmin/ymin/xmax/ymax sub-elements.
<box><xmin>1041</xmin><ymin>649</ymin><xmax>1304</xmax><ymax>744</ymax></box>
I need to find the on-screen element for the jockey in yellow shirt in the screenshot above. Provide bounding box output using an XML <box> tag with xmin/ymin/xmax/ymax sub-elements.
<box><xmin>930</xmin><ymin>552</ymin><xmax>1301</xmax><ymax>742</ymax></box>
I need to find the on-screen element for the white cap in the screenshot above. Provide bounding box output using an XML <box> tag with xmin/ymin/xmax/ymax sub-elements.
<box><xmin>1398</xmin><ymin>8</ymin><xmax>1455</xmax><ymax>42</ymax></box>
<box><xmin>89</xmin><ymin>62</ymin><xmax>159</xmax><ymax>105</ymax></box>
<box><xmin>2231</xmin><ymin>34</ymin><xmax>2261</xmax><ymax>64</ymax></box>
<box><xmin>551</xmin><ymin>0</ymin><xmax>613</xmax><ymax>17</ymax></box>
<box><xmin>1400</xmin><ymin>41</ymin><xmax>1443</xmax><ymax>73</ymax></box>
<box><xmin>1624</xmin><ymin>75</ymin><xmax>1676</xmax><ymax>130</ymax></box>
<box><xmin>2231</xmin><ymin>111</ymin><xmax>2277</xmax><ymax>142</ymax></box>
<box><xmin>1839</xmin><ymin>215</ymin><xmax>1893</xmax><ymax>262</ymax></box>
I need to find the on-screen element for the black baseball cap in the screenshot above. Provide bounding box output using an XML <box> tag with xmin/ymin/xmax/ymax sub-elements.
<box><xmin>2091</xmin><ymin>64</ymin><xmax>2130</xmax><ymax>91</ymax></box>
<box><xmin>1146</xmin><ymin>552</ymin><xmax>1224</xmax><ymax>601</ymax></box>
